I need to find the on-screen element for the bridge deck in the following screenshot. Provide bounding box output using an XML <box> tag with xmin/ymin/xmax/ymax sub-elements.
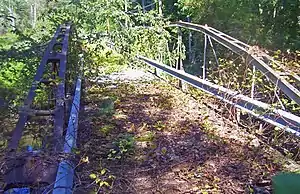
<box><xmin>74</xmin><ymin>70</ymin><xmax>297</xmax><ymax>193</ymax></box>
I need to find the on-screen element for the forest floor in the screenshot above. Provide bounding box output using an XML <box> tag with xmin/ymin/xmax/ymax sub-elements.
<box><xmin>74</xmin><ymin>68</ymin><xmax>298</xmax><ymax>194</ymax></box>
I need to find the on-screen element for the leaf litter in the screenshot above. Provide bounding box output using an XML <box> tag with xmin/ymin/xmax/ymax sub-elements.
<box><xmin>75</xmin><ymin>69</ymin><xmax>299</xmax><ymax>194</ymax></box>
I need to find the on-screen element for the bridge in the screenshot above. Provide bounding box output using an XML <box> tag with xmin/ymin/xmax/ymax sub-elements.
<box><xmin>2</xmin><ymin>18</ymin><xmax>300</xmax><ymax>194</ymax></box>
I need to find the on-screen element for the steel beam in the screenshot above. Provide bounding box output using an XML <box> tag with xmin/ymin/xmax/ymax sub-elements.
<box><xmin>169</xmin><ymin>21</ymin><xmax>300</xmax><ymax>105</ymax></box>
<box><xmin>5</xmin><ymin>23</ymin><xmax>72</xmax><ymax>192</ymax></box>
<box><xmin>138</xmin><ymin>56</ymin><xmax>300</xmax><ymax>136</ymax></box>
<box><xmin>53</xmin><ymin>76</ymin><xmax>82</xmax><ymax>194</ymax></box>
<box><xmin>53</xmin><ymin>24</ymin><xmax>71</xmax><ymax>152</ymax></box>
<box><xmin>7</xmin><ymin>26</ymin><xmax>62</xmax><ymax>152</ymax></box>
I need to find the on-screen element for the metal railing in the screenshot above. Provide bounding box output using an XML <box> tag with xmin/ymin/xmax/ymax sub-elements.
<box><xmin>170</xmin><ymin>21</ymin><xmax>300</xmax><ymax>105</ymax></box>
<box><xmin>138</xmin><ymin>21</ymin><xmax>300</xmax><ymax>136</ymax></box>
<box><xmin>3</xmin><ymin>23</ymin><xmax>80</xmax><ymax>193</ymax></box>
<box><xmin>53</xmin><ymin>74</ymin><xmax>82</xmax><ymax>194</ymax></box>
<box><xmin>138</xmin><ymin>56</ymin><xmax>300</xmax><ymax>135</ymax></box>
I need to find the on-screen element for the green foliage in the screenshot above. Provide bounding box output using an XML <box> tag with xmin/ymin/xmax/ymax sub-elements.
<box><xmin>98</xmin><ymin>97</ymin><xmax>115</xmax><ymax>115</ymax></box>
<box><xmin>0</xmin><ymin>0</ymin><xmax>49</xmax><ymax>33</ymax></box>
<box><xmin>135</xmin><ymin>131</ymin><xmax>156</xmax><ymax>142</ymax></box>
<box><xmin>0</xmin><ymin>0</ymin><xmax>180</xmax><ymax>112</ymax></box>
<box><xmin>0</xmin><ymin>21</ymin><xmax>49</xmax><ymax>110</ymax></box>
<box><xmin>42</xmin><ymin>0</ymin><xmax>179</xmax><ymax>75</ymax></box>
<box><xmin>89</xmin><ymin>168</ymin><xmax>115</xmax><ymax>189</ymax></box>
<box><xmin>84</xmin><ymin>40</ymin><xmax>126</xmax><ymax>76</ymax></box>
<box><xmin>205</xmin><ymin>53</ymin><xmax>299</xmax><ymax>116</ymax></box>
<box><xmin>175</xmin><ymin>0</ymin><xmax>300</xmax><ymax>50</ymax></box>
<box><xmin>153</xmin><ymin>121</ymin><xmax>166</xmax><ymax>131</ymax></box>
<box><xmin>108</xmin><ymin>134</ymin><xmax>135</xmax><ymax>160</ymax></box>
<box><xmin>111</xmin><ymin>12</ymin><xmax>175</xmax><ymax>65</ymax></box>
<box><xmin>99</xmin><ymin>125</ymin><xmax>114</xmax><ymax>136</ymax></box>
<box><xmin>0</xmin><ymin>60</ymin><xmax>34</xmax><ymax>107</ymax></box>
<box><xmin>0</xmin><ymin>33</ymin><xmax>18</xmax><ymax>49</ymax></box>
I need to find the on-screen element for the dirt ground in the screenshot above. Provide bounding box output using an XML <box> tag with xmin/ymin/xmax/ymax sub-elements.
<box><xmin>74</xmin><ymin>74</ymin><xmax>297</xmax><ymax>194</ymax></box>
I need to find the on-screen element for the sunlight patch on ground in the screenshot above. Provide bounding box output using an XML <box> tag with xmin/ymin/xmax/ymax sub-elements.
<box><xmin>94</xmin><ymin>68</ymin><xmax>157</xmax><ymax>84</ymax></box>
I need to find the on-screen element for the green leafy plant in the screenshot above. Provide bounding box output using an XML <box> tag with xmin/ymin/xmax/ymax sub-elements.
<box><xmin>153</xmin><ymin>121</ymin><xmax>166</xmax><ymax>131</ymax></box>
<box><xmin>108</xmin><ymin>134</ymin><xmax>135</xmax><ymax>160</ymax></box>
<box><xmin>135</xmin><ymin>131</ymin><xmax>155</xmax><ymax>142</ymax></box>
<box><xmin>89</xmin><ymin>168</ymin><xmax>115</xmax><ymax>189</ymax></box>
<box><xmin>99</xmin><ymin>124</ymin><xmax>114</xmax><ymax>136</ymax></box>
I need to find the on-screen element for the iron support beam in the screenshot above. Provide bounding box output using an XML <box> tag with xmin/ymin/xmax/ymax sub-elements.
<box><xmin>54</xmin><ymin>24</ymin><xmax>71</xmax><ymax>152</ymax></box>
<box><xmin>203</xmin><ymin>34</ymin><xmax>207</xmax><ymax>79</ymax></box>
<box><xmin>7</xmin><ymin>25</ymin><xmax>63</xmax><ymax>152</ymax></box>
<box><xmin>251</xmin><ymin>66</ymin><xmax>256</xmax><ymax>99</ymax></box>
<box><xmin>142</xmin><ymin>0</ymin><xmax>145</xmax><ymax>13</ymax></box>
<box><xmin>169</xmin><ymin>21</ymin><xmax>300</xmax><ymax>105</ymax></box>
<box><xmin>208</xmin><ymin>36</ymin><xmax>219</xmax><ymax>67</ymax></box>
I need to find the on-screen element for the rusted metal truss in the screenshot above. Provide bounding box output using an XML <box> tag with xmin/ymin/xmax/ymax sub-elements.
<box><xmin>169</xmin><ymin>21</ymin><xmax>300</xmax><ymax>105</ymax></box>
<box><xmin>4</xmin><ymin>23</ymin><xmax>71</xmax><ymax>192</ymax></box>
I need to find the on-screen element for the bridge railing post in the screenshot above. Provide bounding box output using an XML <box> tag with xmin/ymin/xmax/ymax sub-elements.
<box><xmin>207</xmin><ymin>36</ymin><xmax>219</xmax><ymax>67</ymax></box>
<box><xmin>177</xmin><ymin>27</ymin><xmax>187</xmax><ymax>92</ymax></box>
<box><xmin>202</xmin><ymin>31</ymin><xmax>208</xmax><ymax>79</ymax></box>
<box><xmin>251</xmin><ymin>66</ymin><xmax>256</xmax><ymax>99</ymax></box>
